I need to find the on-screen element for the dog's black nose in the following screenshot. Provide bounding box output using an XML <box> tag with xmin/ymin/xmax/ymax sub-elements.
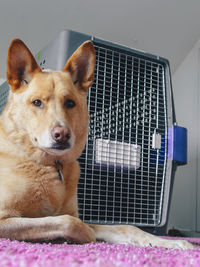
<box><xmin>52</xmin><ymin>126</ymin><xmax>71</xmax><ymax>143</ymax></box>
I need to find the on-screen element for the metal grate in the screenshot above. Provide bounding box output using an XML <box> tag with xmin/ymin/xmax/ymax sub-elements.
<box><xmin>0</xmin><ymin>83</ymin><xmax>9</xmax><ymax>114</ymax></box>
<box><xmin>78</xmin><ymin>42</ymin><xmax>168</xmax><ymax>226</ymax></box>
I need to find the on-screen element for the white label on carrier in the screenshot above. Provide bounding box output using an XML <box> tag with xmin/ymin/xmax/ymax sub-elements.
<box><xmin>152</xmin><ymin>133</ymin><xmax>161</xmax><ymax>149</ymax></box>
<box><xmin>95</xmin><ymin>139</ymin><xmax>140</xmax><ymax>169</ymax></box>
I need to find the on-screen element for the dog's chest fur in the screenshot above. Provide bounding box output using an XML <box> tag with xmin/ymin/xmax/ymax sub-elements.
<box><xmin>25</xmin><ymin>164</ymin><xmax>67</xmax><ymax>217</ymax></box>
<box><xmin>0</xmin><ymin>161</ymin><xmax>72</xmax><ymax>218</ymax></box>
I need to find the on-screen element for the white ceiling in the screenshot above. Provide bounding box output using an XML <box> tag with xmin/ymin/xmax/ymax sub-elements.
<box><xmin>0</xmin><ymin>0</ymin><xmax>200</xmax><ymax>79</ymax></box>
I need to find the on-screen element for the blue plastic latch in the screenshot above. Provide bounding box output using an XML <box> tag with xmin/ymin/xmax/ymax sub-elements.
<box><xmin>168</xmin><ymin>125</ymin><xmax>187</xmax><ymax>165</ymax></box>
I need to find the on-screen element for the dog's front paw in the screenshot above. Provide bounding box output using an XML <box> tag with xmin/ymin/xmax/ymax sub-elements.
<box><xmin>59</xmin><ymin>215</ymin><xmax>96</xmax><ymax>243</ymax></box>
<box><xmin>153</xmin><ymin>239</ymin><xmax>194</xmax><ymax>250</ymax></box>
<box><xmin>168</xmin><ymin>239</ymin><xmax>194</xmax><ymax>250</ymax></box>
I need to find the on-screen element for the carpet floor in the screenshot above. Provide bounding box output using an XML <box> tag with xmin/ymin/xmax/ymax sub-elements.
<box><xmin>0</xmin><ymin>237</ymin><xmax>200</xmax><ymax>266</ymax></box>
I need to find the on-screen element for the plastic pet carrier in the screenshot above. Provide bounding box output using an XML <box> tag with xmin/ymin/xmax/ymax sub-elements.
<box><xmin>0</xmin><ymin>30</ymin><xmax>187</xmax><ymax>234</ymax></box>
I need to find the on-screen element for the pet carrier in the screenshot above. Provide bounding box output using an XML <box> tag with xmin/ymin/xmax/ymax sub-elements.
<box><xmin>0</xmin><ymin>30</ymin><xmax>187</xmax><ymax>235</ymax></box>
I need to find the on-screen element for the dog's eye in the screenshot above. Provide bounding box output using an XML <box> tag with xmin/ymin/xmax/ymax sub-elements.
<box><xmin>65</xmin><ymin>99</ymin><xmax>75</xmax><ymax>109</ymax></box>
<box><xmin>32</xmin><ymin>99</ymin><xmax>43</xmax><ymax>108</ymax></box>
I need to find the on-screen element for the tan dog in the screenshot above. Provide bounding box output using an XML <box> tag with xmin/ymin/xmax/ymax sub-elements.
<box><xmin>0</xmin><ymin>39</ymin><xmax>193</xmax><ymax>249</ymax></box>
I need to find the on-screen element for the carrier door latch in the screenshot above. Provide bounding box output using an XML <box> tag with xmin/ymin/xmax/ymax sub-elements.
<box><xmin>168</xmin><ymin>125</ymin><xmax>187</xmax><ymax>165</ymax></box>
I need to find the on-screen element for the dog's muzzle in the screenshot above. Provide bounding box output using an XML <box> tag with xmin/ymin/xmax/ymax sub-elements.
<box><xmin>51</xmin><ymin>126</ymin><xmax>72</xmax><ymax>150</ymax></box>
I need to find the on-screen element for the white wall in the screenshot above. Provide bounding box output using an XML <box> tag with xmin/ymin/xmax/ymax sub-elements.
<box><xmin>168</xmin><ymin>39</ymin><xmax>200</xmax><ymax>235</ymax></box>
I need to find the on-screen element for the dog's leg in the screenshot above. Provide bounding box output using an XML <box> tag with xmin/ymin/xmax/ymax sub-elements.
<box><xmin>0</xmin><ymin>215</ymin><xmax>95</xmax><ymax>243</ymax></box>
<box><xmin>89</xmin><ymin>224</ymin><xmax>193</xmax><ymax>249</ymax></box>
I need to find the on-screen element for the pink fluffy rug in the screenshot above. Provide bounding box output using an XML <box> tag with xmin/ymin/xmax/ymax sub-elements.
<box><xmin>0</xmin><ymin>238</ymin><xmax>199</xmax><ymax>266</ymax></box>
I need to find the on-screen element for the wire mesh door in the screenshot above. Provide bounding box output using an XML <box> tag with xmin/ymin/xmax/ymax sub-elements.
<box><xmin>78</xmin><ymin>41</ymin><xmax>168</xmax><ymax>227</ymax></box>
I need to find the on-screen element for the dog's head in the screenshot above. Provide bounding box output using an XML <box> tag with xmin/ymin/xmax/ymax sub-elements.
<box><xmin>6</xmin><ymin>39</ymin><xmax>95</xmax><ymax>159</ymax></box>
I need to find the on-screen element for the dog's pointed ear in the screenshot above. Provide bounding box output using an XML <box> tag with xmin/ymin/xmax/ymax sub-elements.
<box><xmin>7</xmin><ymin>39</ymin><xmax>41</xmax><ymax>91</ymax></box>
<box><xmin>62</xmin><ymin>41</ymin><xmax>96</xmax><ymax>92</ymax></box>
